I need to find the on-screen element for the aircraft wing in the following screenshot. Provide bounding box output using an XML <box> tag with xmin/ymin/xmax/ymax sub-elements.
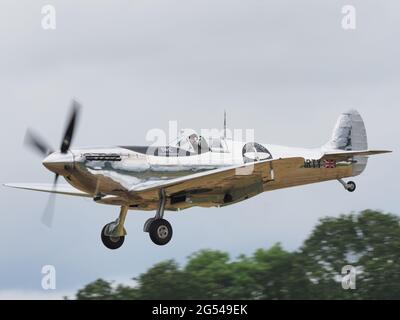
<box><xmin>321</xmin><ymin>149</ymin><xmax>392</xmax><ymax>162</ymax></box>
<box><xmin>129</xmin><ymin>157</ymin><xmax>305</xmax><ymax>201</ymax></box>
<box><xmin>3</xmin><ymin>183</ymin><xmax>92</xmax><ymax>198</ymax></box>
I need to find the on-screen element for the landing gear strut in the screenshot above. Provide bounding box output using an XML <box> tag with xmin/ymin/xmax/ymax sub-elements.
<box><xmin>101</xmin><ymin>206</ymin><xmax>128</xmax><ymax>250</ymax></box>
<box><xmin>337</xmin><ymin>179</ymin><xmax>356</xmax><ymax>192</ymax></box>
<box><xmin>143</xmin><ymin>189</ymin><xmax>173</xmax><ymax>246</ymax></box>
<box><xmin>100</xmin><ymin>190</ymin><xmax>174</xmax><ymax>248</ymax></box>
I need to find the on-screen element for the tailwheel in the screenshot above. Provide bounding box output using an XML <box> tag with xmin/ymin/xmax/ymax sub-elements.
<box><xmin>346</xmin><ymin>181</ymin><xmax>356</xmax><ymax>192</ymax></box>
<box><xmin>149</xmin><ymin>219</ymin><xmax>173</xmax><ymax>246</ymax></box>
<box><xmin>337</xmin><ymin>179</ymin><xmax>357</xmax><ymax>193</ymax></box>
<box><xmin>101</xmin><ymin>224</ymin><xmax>125</xmax><ymax>250</ymax></box>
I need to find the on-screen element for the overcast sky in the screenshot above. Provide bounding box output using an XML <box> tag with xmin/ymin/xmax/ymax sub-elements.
<box><xmin>0</xmin><ymin>0</ymin><xmax>399</xmax><ymax>299</ymax></box>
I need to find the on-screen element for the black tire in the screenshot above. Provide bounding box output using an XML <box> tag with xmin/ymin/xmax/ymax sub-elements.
<box><xmin>101</xmin><ymin>225</ymin><xmax>125</xmax><ymax>250</ymax></box>
<box><xmin>143</xmin><ymin>218</ymin><xmax>156</xmax><ymax>233</ymax></box>
<box><xmin>149</xmin><ymin>219</ymin><xmax>173</xmax><ymax>246</ymax></box>
<box><xmin>346</xmin><ymin>181</ymin><xmax>356</xmax><ymax>192</ymax></box>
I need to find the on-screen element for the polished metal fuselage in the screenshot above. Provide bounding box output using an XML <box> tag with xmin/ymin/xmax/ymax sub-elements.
<box><xmin>42</xmin><ymin>140</ymin><xmax>356</xmax><ymax>211</ymax></box>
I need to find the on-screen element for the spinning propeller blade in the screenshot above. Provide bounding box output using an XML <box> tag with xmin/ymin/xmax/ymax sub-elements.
<box><xmin>24</xmin><ymin>100</ymin><xmax>81</xmax><ymax>227</ymax></box>
<box><xmin>61</xmin><ymin>100</ymin><xmax>80</xmax><ymax>153</ymax></box>
<box><xmin>24</xmin><ymin>129</ymin><xmax>54</xmax><ymax>157</ymax></box>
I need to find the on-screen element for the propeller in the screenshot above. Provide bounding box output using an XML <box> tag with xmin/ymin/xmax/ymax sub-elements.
<box><xmin>41</xmin><ymin>173</ymin><xmax>59</xmax><ymax>227</ymax></box>
<box><xmin>60</xmin><ymin>100</ymin><xmax>80</xmax><ymax>153</ymax></box>
<box><xmin>24</xmin><ymin>129</ymin><xmax>54</xmax><ymax>156</ymax></box>
<box><xmin>25</xmin><ymin>100</ymin><xmax>81</xmax><ymax>227</ymax></box>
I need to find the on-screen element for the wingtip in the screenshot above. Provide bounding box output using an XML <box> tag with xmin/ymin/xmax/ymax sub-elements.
<box><xmin>3</xmin><ymin>183</ymin><xmax>25</xmax><ymax>189</ymax></box>
<box><xmin>367</xmin><ymin>149</ymin><xmax>392</xmax><ymax>155</ymax></box>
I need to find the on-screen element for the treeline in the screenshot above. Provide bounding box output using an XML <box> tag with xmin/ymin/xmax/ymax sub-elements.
<box><xmin>75</xmin><ymin>210</ymin><xmax>400</xmax><ymax>300</ymax></box>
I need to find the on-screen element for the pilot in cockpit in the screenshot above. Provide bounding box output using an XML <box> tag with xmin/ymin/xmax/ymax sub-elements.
<box><xmin>174</xmin><ymin>129</ymin><xmax>209</xmax><ymax>154</ymax></box>
<box><xmin>188</xmin><ymin>133</ymin><xmax>199</xmax><ymax>150</ymax></box>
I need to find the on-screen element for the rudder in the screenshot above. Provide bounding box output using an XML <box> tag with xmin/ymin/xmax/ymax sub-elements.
<box><xmin>323</xmin><ymin>109</ymin><xmax>368</xmax><ymax>175</ymax></box>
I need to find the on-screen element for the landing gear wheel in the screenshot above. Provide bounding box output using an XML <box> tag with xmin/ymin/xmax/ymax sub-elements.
<box><xmin>346</xmin><ymin>181</ymin><xmax>356</xmax><ymax>192</ymax></box>
<box><xmin>101</xmin><ymin>225</ymin><xmax>125</xmax><ymax>250</ymax></box>
<box><xmin>149</xmin><ymin>219</ymin><xmax>173</xmax><ymax>246</ymax></box>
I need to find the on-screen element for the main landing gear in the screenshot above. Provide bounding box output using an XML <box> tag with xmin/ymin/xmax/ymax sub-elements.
<box><xmin>100</xmin><ymin>189</ymin><xmax>173</xmax><ymax>249</ymax></box>
<box><xmin>337</xmin><ymin>179</ymin><xmax>356</xmax><ymax>192</ymax></box>
<box><xmin>143</xmin><ymin>189</ymin><xmax>173</xmax><ymax>246</ymax></box>
<box><xmin>101</xmin><ymin>206</ymin><xmax>128</xmax><ymax>250</ymax></box>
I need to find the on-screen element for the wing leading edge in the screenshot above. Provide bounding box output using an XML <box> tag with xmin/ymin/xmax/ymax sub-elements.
<box><xmin>3</xmin><ymin>183</ymin><xmax>91</xmax><ymax>198</ymax></box>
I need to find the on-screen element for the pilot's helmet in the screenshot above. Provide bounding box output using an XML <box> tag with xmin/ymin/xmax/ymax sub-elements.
<box><xmin>189</xmin><ymin>133</ymin><xmax>198</xmax><ymax>143</ymax></box>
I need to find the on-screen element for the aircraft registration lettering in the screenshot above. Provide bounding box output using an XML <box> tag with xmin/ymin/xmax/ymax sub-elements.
<box><xmin>304</xmin><ymin>159</ymin><xmax>336</xmax><ymax>168</ymax></box>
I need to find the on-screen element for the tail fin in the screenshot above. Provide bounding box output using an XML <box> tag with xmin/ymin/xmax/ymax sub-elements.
<box><xmin>323</xmin><ymin>109</ymin><xmax>368</xmax><ymax>175</ymax></box>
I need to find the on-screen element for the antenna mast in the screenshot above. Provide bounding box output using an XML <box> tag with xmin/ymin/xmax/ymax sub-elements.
<box><xmin>223</xmin><ymin>110</ymin><xmax>227</xmax><ymax>139</ymax></box>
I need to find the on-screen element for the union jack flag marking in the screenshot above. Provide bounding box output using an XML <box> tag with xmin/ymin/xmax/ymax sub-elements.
<box><xmin>323</xmin><ymin>159</ymin><xmax>336</xmax><ymax>168</ymax></box>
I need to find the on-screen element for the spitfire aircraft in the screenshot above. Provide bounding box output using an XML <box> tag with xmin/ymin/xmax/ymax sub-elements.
<box><xmin>4</xmin><ymin>102</ymin><xmax>391</xmax><ymax>249</ymax></box>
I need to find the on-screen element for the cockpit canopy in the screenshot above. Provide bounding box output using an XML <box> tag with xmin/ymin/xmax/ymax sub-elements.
<box><xmin>121</xmin><ymin>129</ymin><xmax>228</xmax><ymax>157</ymax></box>
<box><xmin>171</xmin><ymin>129</ymin><xmax>212</xmax><ymax>154</ymax></box>
<box><xmin>174</xmin><ymin>129</ymin><xmax>199</xmax><ymax>152</ymax></box>
<box><xmin>172</xmin><ymin>129</ymin><xmax>229</xmax><ymax>154</ymax></box>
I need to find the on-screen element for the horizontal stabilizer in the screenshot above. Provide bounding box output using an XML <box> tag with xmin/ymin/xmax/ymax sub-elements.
<box><xmin>322</xmin><ymin>149</ymin><xmax>392</xmax><ymax>161</ymax></box>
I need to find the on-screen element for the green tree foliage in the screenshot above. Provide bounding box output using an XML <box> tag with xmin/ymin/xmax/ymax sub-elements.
<box><xmin>134</xmin><ymin>260</ymin><xmax>192</xmax><ymax>299</ymax></box>
<box><xmin>76</xmin><ymin>279</ymin><xmax>115</xmax><ymax>300</ymax></box>
<box><xmin>75</xmin><ymin>210</ymin><xmax>400</xmax><ymax>300</ymax></box>
<box><xmin>301</xmin><ymin>209</ymin><xmax>400</xmax><ymax>299</ymax></box>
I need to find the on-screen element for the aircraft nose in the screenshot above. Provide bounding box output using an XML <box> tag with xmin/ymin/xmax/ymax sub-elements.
<box><xmin>42</xmin><ymin>151</ymin><xmax>74</xmax><ymax>173</ymax></box>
